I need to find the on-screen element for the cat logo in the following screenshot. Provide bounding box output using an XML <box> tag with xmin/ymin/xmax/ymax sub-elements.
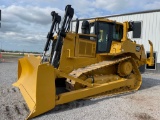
<box><xmin>136</xmin><ymin>46</ymin><xmax>141</xmax><ymax>52</ymax></box>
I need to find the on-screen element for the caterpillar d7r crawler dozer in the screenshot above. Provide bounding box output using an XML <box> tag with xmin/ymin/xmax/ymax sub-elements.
<box><xmin>13</xmin><ymin>5</ymin><xmax>154</xmax><ymax>119</ymax></box>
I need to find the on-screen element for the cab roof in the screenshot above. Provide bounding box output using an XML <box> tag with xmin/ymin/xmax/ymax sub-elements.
<box><xmin>89</xmin><ymin>18</ymin><xmax>123</xmax><ymax>25</ymax></box>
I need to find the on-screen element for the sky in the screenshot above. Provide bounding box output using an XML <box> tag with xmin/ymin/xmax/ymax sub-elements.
<box><xmin>0</xmin><ymin>0</ymin><xmax>160</xmax><ymax>52</ymax></box>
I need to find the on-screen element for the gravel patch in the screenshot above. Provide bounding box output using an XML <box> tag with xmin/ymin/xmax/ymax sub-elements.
<box><xmin>0</xmin><ymin>59</ymin><xmax>160</xmax><ymax>120</ymax></box>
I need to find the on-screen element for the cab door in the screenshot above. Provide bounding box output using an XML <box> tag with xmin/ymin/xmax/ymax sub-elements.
<box><xmin>97</xmin><ymin>22</ymin><xmax>113</xmax><ymax>53</ymax></box>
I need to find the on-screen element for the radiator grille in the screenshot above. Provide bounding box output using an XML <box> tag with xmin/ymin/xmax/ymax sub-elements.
<box><xmin>78</xmin><ymin>40</ymin><xmax>96</xmax><ymax>57</ymax></box>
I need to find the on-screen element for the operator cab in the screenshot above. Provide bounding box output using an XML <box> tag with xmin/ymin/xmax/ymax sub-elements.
<box><xmin>81</xmin><ymin>19</ymin><xmax>123</xmax><ymax>53</ymax></box>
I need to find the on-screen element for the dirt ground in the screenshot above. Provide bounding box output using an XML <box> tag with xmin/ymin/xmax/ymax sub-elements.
<box><xmin>0</xmin><ymin>57</ymin><xmax>160</xmax><ymax>120</ymax></box>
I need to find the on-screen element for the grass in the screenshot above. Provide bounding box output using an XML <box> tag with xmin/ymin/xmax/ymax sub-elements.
<box><xmin>1</xmin><ymin>53</ymin><xmax>24</xmax><ymax>58</ymax></box>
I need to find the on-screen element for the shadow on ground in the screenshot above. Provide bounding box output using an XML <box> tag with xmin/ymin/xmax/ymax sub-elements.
<box><xmin>140</xmin><ymin>77</ymin><xmax>160</xmax><ymax>90</ymax></box>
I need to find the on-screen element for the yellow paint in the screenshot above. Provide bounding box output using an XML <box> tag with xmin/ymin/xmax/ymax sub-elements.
<box><xmin>13</xmin><ymin>55</ymin><xmax>56</xmax><ymax>119</ymax></box>
<box><xmin>147</xmin><ymin>40</ymin><xmax>154</xmax><ymax>66</ymax></box>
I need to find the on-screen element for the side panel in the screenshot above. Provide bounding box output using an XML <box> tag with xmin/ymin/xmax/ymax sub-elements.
<box><xmin>76</xmin><ymin>36</ymin><xmax>96</xmax><ymax>57</ymax></box>
<box><xmin>58</xmin><ymin>33</ymin><xmax>98</xmax><ymax>73</ymax></box>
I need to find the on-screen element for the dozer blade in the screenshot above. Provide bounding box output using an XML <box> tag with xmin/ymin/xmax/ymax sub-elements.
<box><xmin>13</xmin><ymin>55</ymin><xmax>56</xmax><ymax>119</ymax></box>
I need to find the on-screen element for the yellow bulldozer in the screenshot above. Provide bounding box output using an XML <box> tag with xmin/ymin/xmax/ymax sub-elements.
<box><xmin>13</xmin><ymin>5</ymin><xmax>154</xmax><ymax>119</ymax></box>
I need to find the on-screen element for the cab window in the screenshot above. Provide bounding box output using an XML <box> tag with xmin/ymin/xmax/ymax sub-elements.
<box><xmin>113</xmin><ymin>24</ymin><xmax>123</xmax><ymax>40</ymax></box>
<box><xmin>97</xmin><ymin>22</ymin><xmax>110</xmax><ymax>52</ymax></box>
